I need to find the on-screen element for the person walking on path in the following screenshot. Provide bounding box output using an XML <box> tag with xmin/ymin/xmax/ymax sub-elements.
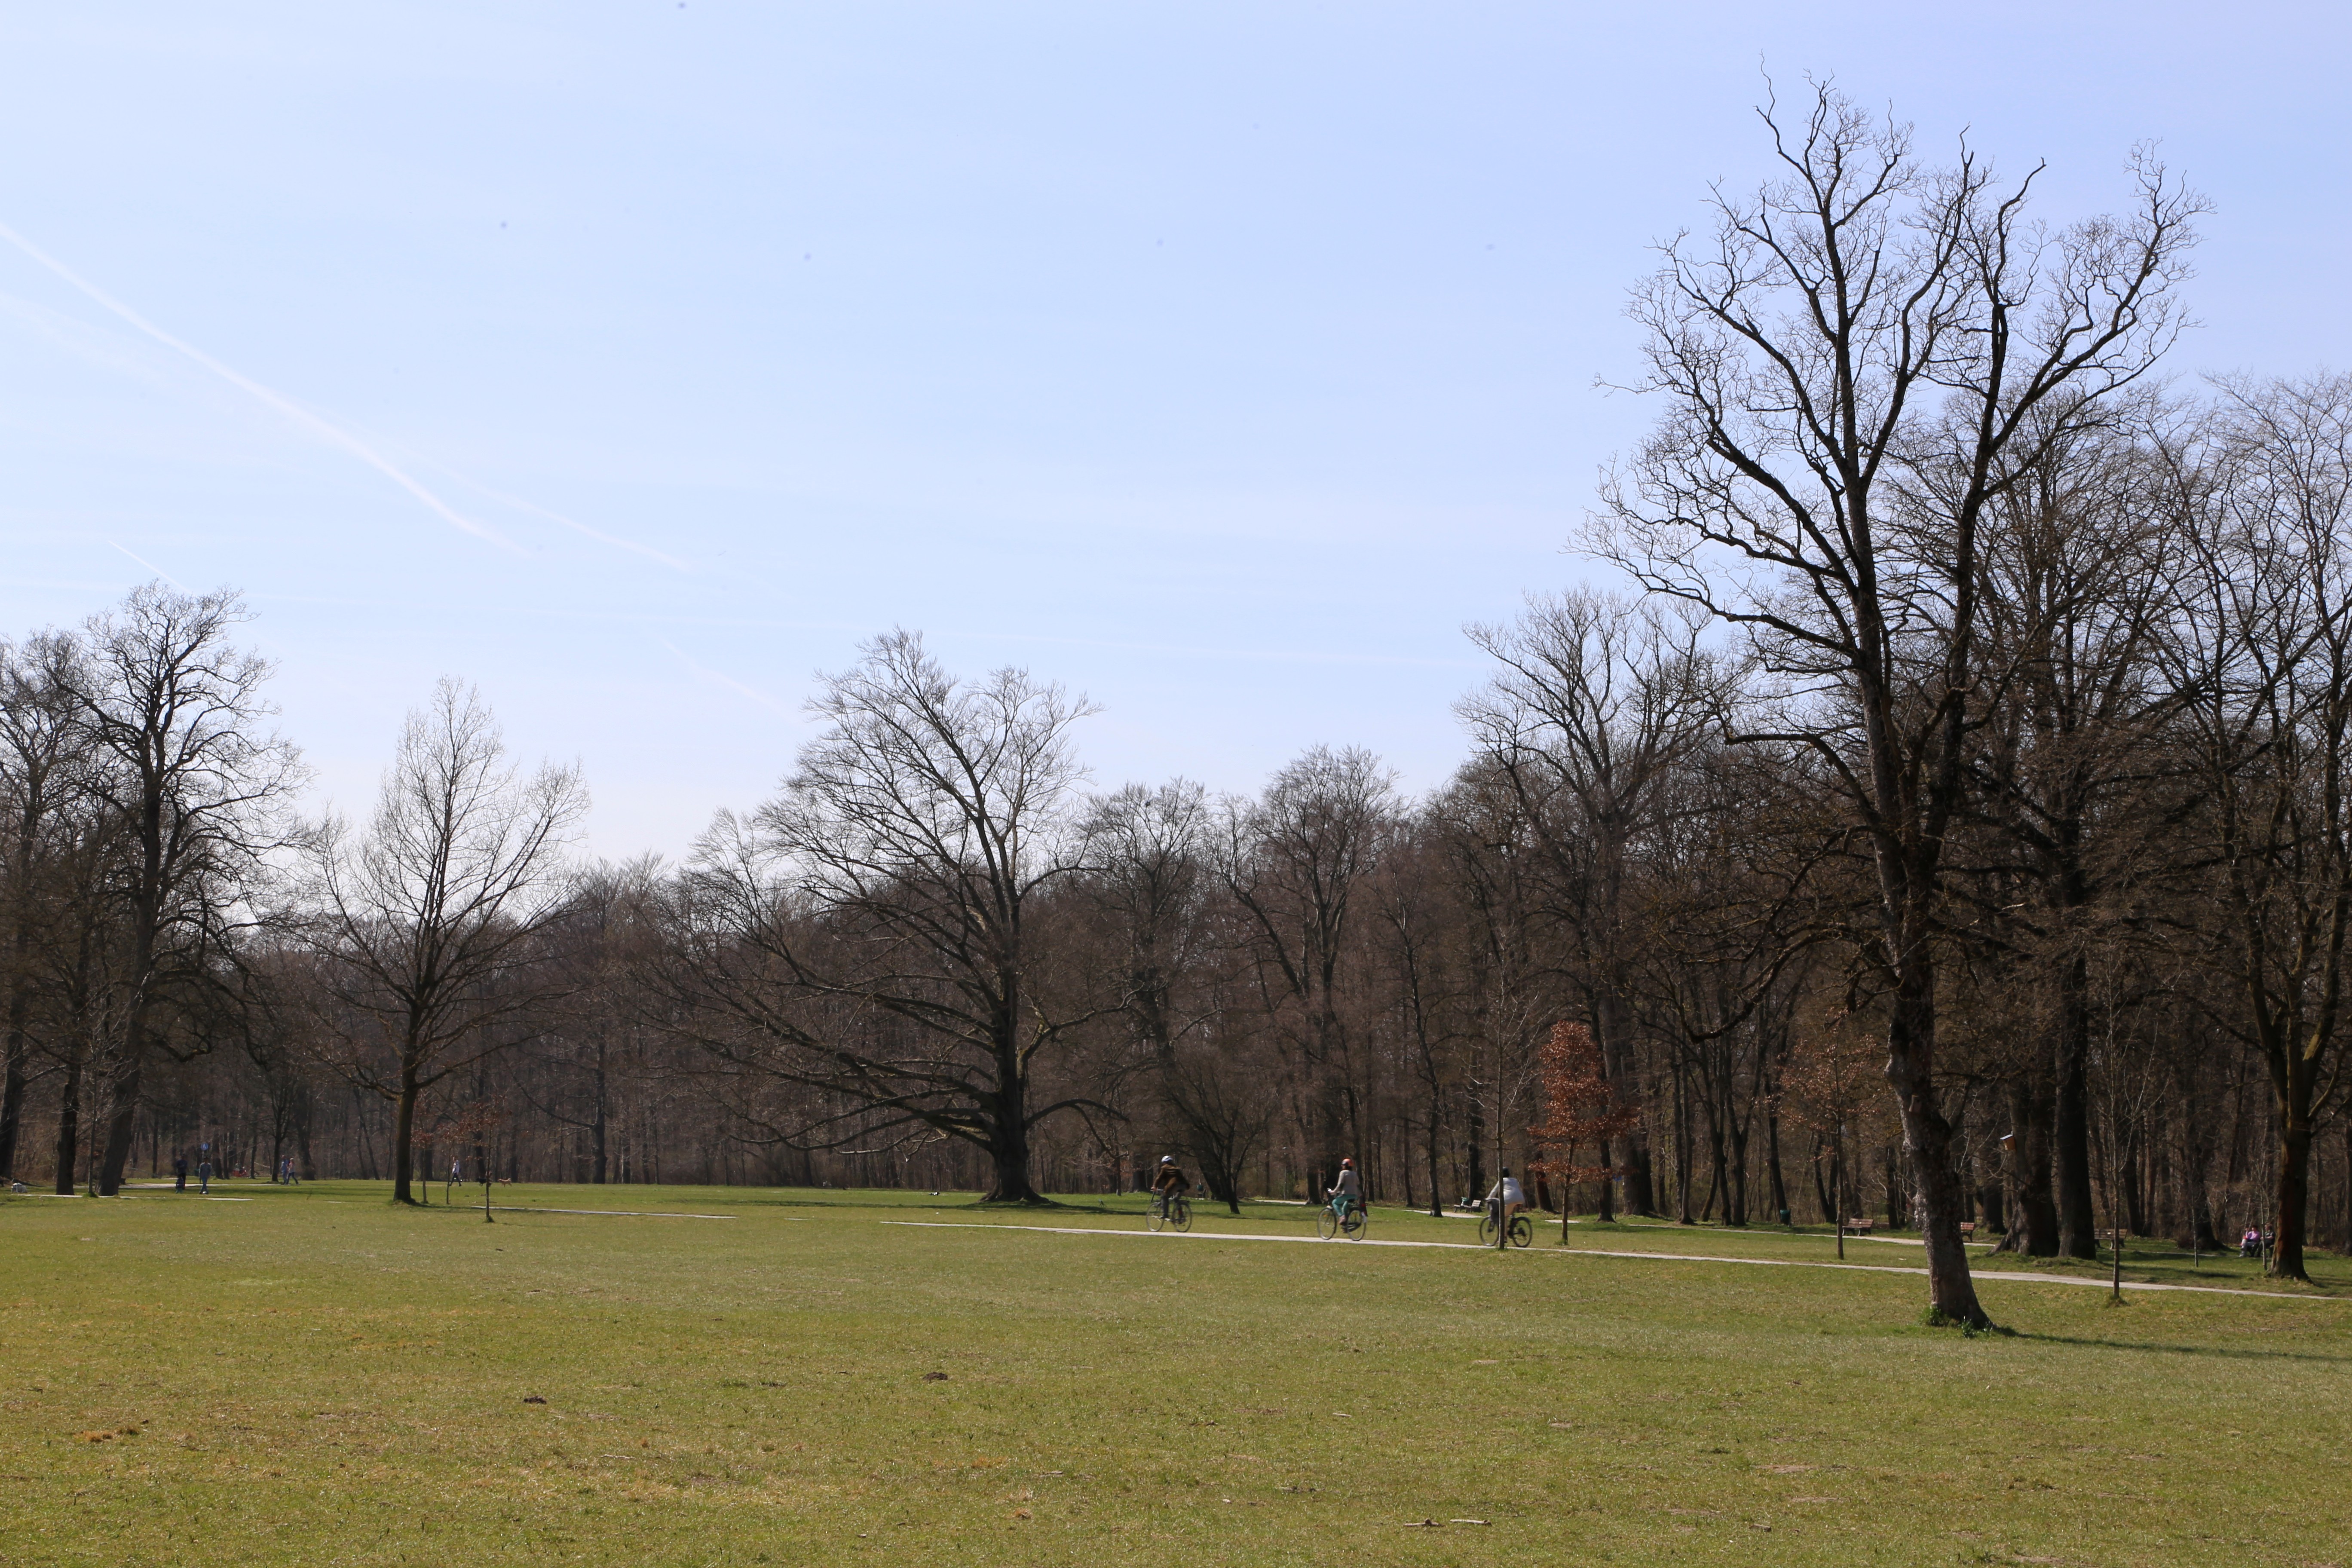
<box><xmin>173</xmin><ymin>1155</ymin><xmax>187</xmax><ymax>1192</ymax></box>
<box><xmin>196</xmin><ymin>1157</ymin><xmax>211</xmax><ymax>1195</ymax></box>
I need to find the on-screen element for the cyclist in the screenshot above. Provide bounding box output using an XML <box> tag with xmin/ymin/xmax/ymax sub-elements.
<box><xmin>1484</xmin><ymin>1167</ymin><xmax>1526</xmax><ymax>1229</ymax></box>
<box><xmin>1151</xmin><ymin>1155</ymin><xmax>1191</xmax><ymax>1221</ymax></box>
<box><xmin>1326</xmin><ymin>1158</ymin><xmax>1362</xmax><ymax>1224</ymax></box>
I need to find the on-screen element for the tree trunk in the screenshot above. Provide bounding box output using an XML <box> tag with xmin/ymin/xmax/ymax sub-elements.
<box><xmin>2122</xmin><ymin>1132</ymin><xmax>2151</xmax><ymax>1238</ymax></box>
<box><xmin>1673</xmin><ymin>1063</ymin><xmax>1693</xmax><ymax>1224</ymax></box>
<box><xmin>1977</xmin><ymin>1180</ymin><xmax>2006</xmax><ymax>1234</ymax></box>
<box><xmin>1464</xmin><ymin>1092</ymin><xmax>1487</xmax><ymax>1206</ymax></box>
<box><xmin>1724</xmin><ymin>1077</ymin><xmax>1751</xmax><ymax>1227</ymax></box>
<box><xmin>0</xmin><ymin>1027</ymin><xmax>26</xmax><ymax>1184</ymax></box>
<box><xmin>591</xmin><ymin>1041</ymin><xmax>609</xmax><ymax>1185</ymax></box>
<box><xmin>0</xmin><ymin>966</ymin><xmax>31</xmax><ymax>1182</ymax></box>
<box><xmin>392</xmin><ymin>1068</ymin><xmax>421</xmax><ymax>1205</ymax></box>
<box><xmin>985</xmin><ymin>1125</ymin><xmax>1042</xmax><ymax>1204</ymax></box>
<box><xmin>92</xmin><ymin>1035</ymin><xmax>143</xmax><ymax>1197</ymax></box>
<box><xmin>983</xmin><ymin>1045</ymin><xmax>1044</xmax><ymax>1203</ymax></box>
<box><xmin>2053</xmin><ymin>959</ymin><xmax>2098</xmax><ymax>1258</ymax></box>
<box><xmin>2270</xmin><ymin>1109</ymin><xmax>2315</xmax><ymax>1281</ymax></box>
<box><xmin>1701</xmin><ymin>1092</ymin><xmax>1726</xmax><ymax>1222</ymax></box>
<box><xmin>1424</xmin><ymin>1099</ymin><xmax>1443</xmax><ymax>1218</ymax></box>
<box><xmin>1886</xmin><ymin>983</ymin><xmax>1988</xmax><ymax>1328</ymax></box>
<box><xmin>2006</xmin><ymin>1076</ymin><xmax>2061</xmax><ymax>1255</ymax></box>
<box><xmin>1765</xmin><ymin>1109</ymin><xmax>1789</xmax><ymax>1225</ymax></box>
<box><xmin>52</xmin><ymin>1044</ymin><xmax>83</xmax><ymax>1197</ymax></box>
<box><xmin>1596</xmin><ymin>989</ymin><xmax>1657</xmax><ymax>1214</ymax></box>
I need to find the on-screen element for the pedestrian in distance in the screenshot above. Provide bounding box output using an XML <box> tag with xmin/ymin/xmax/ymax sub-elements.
<box><xmin>196</xmin><ymin>1158</ymin><xmax>211</xmax><ymax>1195</ymax></box>
<box><xmin>173</xmin><ymin>1155</ymin><xmax>187</xmax><ymax>1192</ymax></box>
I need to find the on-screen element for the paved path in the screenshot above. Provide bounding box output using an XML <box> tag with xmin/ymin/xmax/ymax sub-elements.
<box><xmin>487</xmin><ymin>1206</ymin><xmax>741</xmax><ymax>1219</ymax></box>
<box><xmin>885</xmin><ymin>1221</ymin><xmax>2342</xmax><ymax>1302</ymax></box>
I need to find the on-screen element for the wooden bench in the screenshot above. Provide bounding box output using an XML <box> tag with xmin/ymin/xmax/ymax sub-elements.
<box><xmin>1843</xmin><ymin>1218</ymin><xmax>1874</xmax><ymax>1236</ymax></box>
<box><xmin>1959</xmin><ymin>1221</ymin><xmax>1976</xmax><ymax>1240</ymax></box>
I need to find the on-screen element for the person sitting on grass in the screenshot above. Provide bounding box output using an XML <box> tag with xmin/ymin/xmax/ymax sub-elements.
<box><xmin>1151</xmin><ymin>1155</ymin><xmax>1190</xmax><ymax>1219</ymax></box>
<box><xmin>1484</xmin><ymin>1167</ymin><xmax>1526</xmax><ymax>1228</ymax></box>
<box><xmin>1327</xmin><ymin>1158</ymin><xmax>1361</xmax><ymax>1222</ymax></box>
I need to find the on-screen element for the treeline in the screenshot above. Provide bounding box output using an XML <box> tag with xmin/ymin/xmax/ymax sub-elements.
<box><xmin>6</xmin><ymin>87</ymin><xmax>2351</xmax><ymax>1314</ymax></box>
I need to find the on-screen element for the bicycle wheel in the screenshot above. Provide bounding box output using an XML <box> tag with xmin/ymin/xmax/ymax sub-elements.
<box><xmin>1342</xmin><ymin>1206</ymin><xmax>1367</xmax><ymax>1240</ymax></box>
<box><xmin>1508</xmin><ymin>1214</ymin><xmax>1534</xmax><ymax>1249</ymax></box>
<box><xmin>1477</xmin><ymin>1213</ymin><xmax>1499</xmax><ymax>1246</ymax></box>
<box><xmin>1316</xmin><ymin>1204</ymin><xmax>1338</xmax><ymax>1240</ymax></box>
<box><xmin>1148</xmin><ymin>1200</ymin><xmax>1167</xmax><ymax>1233</ymax></box>
<box><xmin>1173</xmin><ymin>1197</ymin><xmax>1193</xmax><ymax>1232</ymax></box>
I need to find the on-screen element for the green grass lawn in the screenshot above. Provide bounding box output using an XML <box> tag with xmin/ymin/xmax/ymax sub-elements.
<box><xmin>5</xmin><ymin>1182</ymin><xmax>2348</xmax><ymax>1566</ymax></box>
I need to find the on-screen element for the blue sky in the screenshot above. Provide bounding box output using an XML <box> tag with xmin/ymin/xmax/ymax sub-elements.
<box><xmin>4</xmin><ymin>3</ymin><xmax>2348</xmax><ymax>857</ymax></box>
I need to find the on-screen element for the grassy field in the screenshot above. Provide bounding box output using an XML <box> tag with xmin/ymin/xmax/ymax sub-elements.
<box><xmin>4</xmin><ymin>1182</ymin><xmax>2348</xmax><ymax>1566</ymax></box>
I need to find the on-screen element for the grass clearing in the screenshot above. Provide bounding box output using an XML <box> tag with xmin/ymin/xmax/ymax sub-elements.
<box><xmin>5</xmin><ymin>1182</ymin><xmax>2348</xmax><ymax>1565</ymax></box>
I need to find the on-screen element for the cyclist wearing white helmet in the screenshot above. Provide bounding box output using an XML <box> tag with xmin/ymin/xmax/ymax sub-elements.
<box><xmin>1151</xmin><ymin>1155</ymin><xmax>1191</xmax><ymax>1222</ymax></box>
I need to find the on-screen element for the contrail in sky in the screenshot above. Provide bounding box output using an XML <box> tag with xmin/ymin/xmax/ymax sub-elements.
<box><xmin>658</xmin><ymin>638</ymin><xmax>790</xmax><ymax>715</ymax></box>
<box><xmin>437</xmin><ymin>471</ymin><xmax>692</xmax><ymax>573</ymax></box>
<box><xmin>0</xmin><ymin>219</ymin><xmax>519</xmax><ymax>553</ymax></box>
<box><xmin>106</xmin><ymin>539</ymin><xmax>187</xmax><ymax>590</ymax></box>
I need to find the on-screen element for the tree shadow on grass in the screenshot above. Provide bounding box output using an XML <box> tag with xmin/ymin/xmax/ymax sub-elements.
<box><xmin>2012</xmin><ymin>1332</ymin><xmax>2352</xmax><ymax>1365</ymax></box>
<box><xmin>732</xmin><ymin>1191</ymin><xmax>1133</xmax><ymax>1216</ymax></box>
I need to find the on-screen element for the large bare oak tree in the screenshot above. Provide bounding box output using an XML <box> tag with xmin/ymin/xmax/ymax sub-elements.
<box><xmin>1595</xmin><ymin>82</ymin><xmax>2199</xmax><ymax>1325</ymax></box>
<box><xmin>673</xmin><ymin>632</ymin><xmax>1109</xmax><ymax>1204</ymax></box>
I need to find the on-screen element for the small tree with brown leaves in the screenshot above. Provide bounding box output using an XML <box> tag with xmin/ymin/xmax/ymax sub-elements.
<box><xmin>1779</xmin><ymin>1009</ymin><xmax>1882</xmax><ymax>1259</ymax></box>
<box><xmin>1528</xmin><ymin>1021</ymin><xmax>1642</xmax><ymax>1242</ymax></box>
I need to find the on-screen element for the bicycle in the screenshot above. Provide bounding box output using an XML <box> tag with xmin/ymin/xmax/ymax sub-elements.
<box><xmin>1315</xmin><ymin>1195</ymin><xmax>1369</xmax><ymax>1241</ymax></box>
<box><xmin>1148</xmin><ymin>1191</ymin><xmax>1193</xmax><ymax>1232</ymax></box>
<box><xmin>1478</xmin><ymin>1205</ymin><xmax>1533</xmax><ymax>1248</ymax></box>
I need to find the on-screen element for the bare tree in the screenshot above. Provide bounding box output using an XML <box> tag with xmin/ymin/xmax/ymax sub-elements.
<box><xmin>672</xmin><ymin>632</ymin><xmax>1109</xmax><ymax>1204</ymax></box>
<box><xmin>528</xmin><ymin>857</ymin><xmax>666</xmax><ymax>1185</ymax></box>
<box><xmin>1593</xmin><ymin>82</ymin><xmax>2199</xmax><ymax>1324</ymax></box>
<box><xmin>303</xmin><ymin>678</ymin><xmax>586</xmax><ymax>1205</ymax></box>
<box><xmin>71</xmin><ymin>586</ymin><xmax>304</xmax><ymax>1196</ymax></box>
<box><xmin>1083</xmin><ymin>780</ymin><xmax>1283</xmax><ymax>1211</ymax></box>
<box><xmin>1369</xmin><ymin>807</ymin><xmax>1476</xmax><ymax>1218</ymax></box>
<box><xmin>1220</xmin><ymin>745</ymin><xmax>1395</xmax><ymax>1197</ymax></box>
<box><xmin>1461</xmin><ymin>589</ymin><xmax>1729</xmax><ymax>1215</ymax></box>
<box><xmin>0</xmin><ymin>632</ymin><xmax>89</xmax><ymax>1182</ymax></box>
<box><xmin>2157</xmin><ymin>376</ymin><xmax>2352</xmax><ymax>1279</ymax></box>
<box><xmin>1963</xmin><ymin>403</ymin><xmax>2187</xmax><ymax>1257</ymax></box>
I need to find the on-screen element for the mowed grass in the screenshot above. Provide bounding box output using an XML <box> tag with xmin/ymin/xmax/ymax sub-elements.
<box><xmin>3</xmin><ymin>1184</ymin><xmax>2349</xmax><ymax>1567</ymax></box>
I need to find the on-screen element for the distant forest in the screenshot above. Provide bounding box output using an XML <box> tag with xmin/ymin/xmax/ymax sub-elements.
<box><xmin>6</xmin><ymin>86</ymin><xmax>2347</xmax><ymax>1318</ymax></box>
